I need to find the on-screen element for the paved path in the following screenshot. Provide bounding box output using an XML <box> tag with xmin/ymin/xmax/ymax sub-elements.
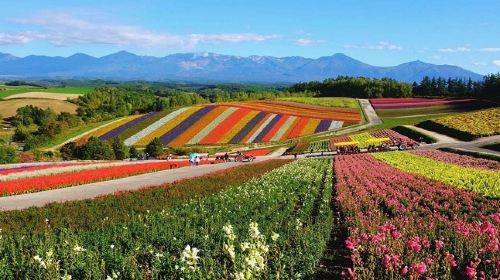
<box><xmin>0</xmin><ymin>160</ymin><xmax>274</xmax><ymax>211</ymax></box>
<box><xmin>335</xmin><ymin>99</ymin><xmax>382</xmax><ymax>135</ymax></box>
<box><xmin>403</xmin><ymin>125</ymin><xmax>461</xmax><ymax>144</ymax></box>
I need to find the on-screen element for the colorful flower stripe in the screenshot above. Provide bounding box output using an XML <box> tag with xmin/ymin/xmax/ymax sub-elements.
<box><xmin>373</xmin><ymin>151</ymin><xmax>500</xmax><ymax>197</ymax></box>
<box><xmin>272</xmin><ymin>115</ymin><xmax>297</xmax><ymax>142</ymax></box>
<box><xmin>87</xmin><ymin>116</ymin><xmax>140</xmax><ymax>139</ymax></box>
<box><xmin>199</xmin><ymin>108</ymin><xmax>251</xmax><ymax>144</ymax></box>
<box><xmin>315</xmin><ymin>119</ymin><xmax>331</xmax><ymax>133</ymax></box>
<box><xmin>432</xmin><ymin>108</ymin><xmax>500</xmax><ymax>137</ymax></box>
<box><xmin>261</xmin><ymin>115</ymin><xmax>288</xmax><ymax>142</ymax></box>
<box><xmin>99</xmin><ymin>112</ymin><xmax>159</xmax><ymax>141</ymax></box>
<box><xmin>124</xmin><ymin>107</ymin><xmax>190</xmax><ymax>146</ymax></box>
<box><xmin>0</xmin><ymin>160</ymin><xmax>219</xmax><ymax>196</ymax></box>
<box><xmin>252</xmin><ymin>114</ymin><xmax>282</xmax><ymax>143</ymax></box>
<box><xmin>370</xmin><ymin>129</ymin><xmax>416</xmax><ymax>145</ymax></box>
<box><xmin>286</xmin><ymin>117</ymin><xmax>309</xmax><ymax>139</ymax></box>
<box><xmin>411</xmin><ymin>150</ymin><xmax>500</xmax><ymax>171</ymax></box>
<box><xmin>243</xmin><ymin>148</ymin><xmax>273</xmax><ymax>156</ymax></box>
<box><xmin>300</xmin><ymin>118</ymin><xmax>321</xmax><ymax>136</ymax></box>
<box><xmin>239</xmin><ymin>112</ymin><xmax>272</xmax><ymax>144</ymax></box>
<box><xmin>217</xmin><ymin>101</ymin><xmax>361</xmax><ymax>122</ymax></box>
<box><xmin>0</xmin><ymin>162</ymin><xmax>91</xmax><ymax>176</ymax></box>
<box><xmin>119</xmin><ymin>109</ymin><xmax>173</xmax><ymax>143</ymax></box>
<box><xmin>370</xmin><ymin>98</ymin><xmax>476</xmax><ymax>109</ymax></box>
<box><xmin>0</xmin><ymin>161</ymin><xmax>136</xmax><ymax>181</ymax></box>
<box><xmin>219</xmin><ymin>110</ymin><xmax>259</xmax><ymax>144</ymax></box>
<box><xmin>240</xmin><ymin>113</ymin><xmax>273</xmax><ymax>144</ymax></box>
<box><xmin>168</xmin><ymin>106</ymin><xmax>227</xmax><ymax>146</ymax></box>
<box><xmin>160</xmin><ymin>106</ymin><xmax>215</xmax><ymax>145</ymax></box>
<box><xmin>135</xmin><ymin>107</ymin><xmax>202</xmax><ymax>146</ymax></box>
<box><xmin>186</xmin><ymin>106</ymin><xmax>238</xmax><ymax>145</ymax></box>
<box><xmin>249</xmin><ymin>100</ymin><xmax>361</xmax><ymax>121</ymax></box>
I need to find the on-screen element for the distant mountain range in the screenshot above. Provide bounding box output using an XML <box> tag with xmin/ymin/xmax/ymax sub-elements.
<box><xmin>0</xmin><ymin>51</ymin><xmax>483</xmax><ymax>83</ymax></box>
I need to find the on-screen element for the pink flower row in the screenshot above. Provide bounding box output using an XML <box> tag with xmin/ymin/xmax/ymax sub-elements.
<box><xmin>334</xmin><ymin>154</ymin><xmax>499</xmax><ymax>279</ymax></box>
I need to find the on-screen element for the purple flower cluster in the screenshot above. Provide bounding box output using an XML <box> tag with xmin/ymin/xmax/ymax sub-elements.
<box><xmin>99</xmin><ymin>112</ymin><xmax>160</xmax><ymax>141</ymax></box>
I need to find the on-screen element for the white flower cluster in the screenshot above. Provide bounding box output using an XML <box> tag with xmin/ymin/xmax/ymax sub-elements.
<box><xmin>179</xmin><ymin>245</ymin><xmax>200</xmax><ymax>272</ymax></box>
<box><xmin>106</xmin><ymin>271</ymin><xmax>120</xmax><ymax>280</ymax></box>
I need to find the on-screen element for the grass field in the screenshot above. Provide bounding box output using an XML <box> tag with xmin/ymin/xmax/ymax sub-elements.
<box><xmin>277</xmin><ymin>96</ymin><xmax>360</xmax><ymax>109</ymax></box>
<box><xmin>3</xmin><ymin>91</ymin><xmax>82</xmax><ymax>100</ymax></box>
<box><xmin>0</xmin><ymin>85</ymin><xmax>93</xmax><ymax>99</ymax></box>
<box><xmin>0</xmin><ymin>99</ymin><xmax>78</xmax><ymax>118</ymax></box>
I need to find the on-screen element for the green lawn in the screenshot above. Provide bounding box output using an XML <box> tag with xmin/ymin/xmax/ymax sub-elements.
<box><xmin>375</xmin><ymin>101</ymin><xmax>496</xmax><ymax>118</ymax></box>
<box><xmin>277</xmin><ymin>96</ymin><xmax>360</xmax><ymax>109</ymax></box>
<box><xmin>0</xmin><ymin>85</ymin><xmax>94</xmax><ymax>99</ymax></box>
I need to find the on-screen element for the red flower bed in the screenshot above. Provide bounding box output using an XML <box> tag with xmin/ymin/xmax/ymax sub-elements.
<box><xmin>199</xmin><ymin>108</ymin><xmax>251</xmax><ymax>144</ymax></box>
<box><xmin>0</xmin><ymin>160</ymin><xmax>218</xmax><ymax>196</ymax></box>
<box><xmin>286</xmin><ymin>117</ymin><xmax>309</xmax><ymax>139</ymax></box>
<box><xmin>411</xmin><ymin>150</ymin><xmax>500</xmax><ymax>171</ymax></box>
<box><xmin>370</xmin><ymin>98</ymin><xmax>476</xmax><ymax>109</ymax></box>
<box><xmin>243</xmin><ymin>148</ymin><xmax>273</xmax><ymax>156</ymax></box>
<box><xmin>335</xmin><ymin>154</ymin><xmax>499</xmax><ymax>279</ymax></box>
<box><xmin>0</xmin><ymin>162</ymin><xmax>93</xmax><ymax>176</ymax></box>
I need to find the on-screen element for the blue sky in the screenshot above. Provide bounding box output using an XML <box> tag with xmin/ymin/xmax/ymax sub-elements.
<box><xmin>1</xmin><ymin>0</ymin><xmax>499</xmax><ymax>74</ymax></box>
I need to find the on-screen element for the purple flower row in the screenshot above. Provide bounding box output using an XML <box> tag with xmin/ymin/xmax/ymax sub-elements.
<box><xmin>159</xmin><ymin>106</ymin><xmax>215</xmax><ymax>145</ymax></box>
<box><xmin>315</xmin><ymin>119</ymin><xmax>331</xmax><ymax>133</ymax></box>
<box><xmin>229</xmin><ymin>111</ymin><xmax>267</xmax><ymax>144</ymax></box>
<box><xmin>99</xmin><ymin>112</ymin><xmax>160</xmax><ymax>141</ymax></box>
<box><xmin>252</xmin><ymin>114</ymin><xmax>282</xmax><ymax>143</ymax></box>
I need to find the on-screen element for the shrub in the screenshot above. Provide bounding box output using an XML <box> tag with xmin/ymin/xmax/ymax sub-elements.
<box><xmin>0</xmin><ymin>144</ymin><xmax>17</xmax><ymax>163</ymax></box>
<box><xmin>145</xmin><ymin>137</ymin><xmax>164</xmax><ymax>157</ymax></box>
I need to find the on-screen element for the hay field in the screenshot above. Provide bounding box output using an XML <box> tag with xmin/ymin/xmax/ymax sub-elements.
<box><xmin>3</xmin><ymin>91</ymin><xmax>82</xmax><ymax>100</ymax></box>
<box><xmin>0</xmin><ymin>99</ymin><xmax>78</xmax><ymax>118</ymax></box>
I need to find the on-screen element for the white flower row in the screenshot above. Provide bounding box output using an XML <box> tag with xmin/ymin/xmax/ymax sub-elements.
<box><xmin>186</xmin><ymin>107</ymin><xmax>238</xmax><ymax>145</ymax></box>
<box><xmin>245</xmin><ymin>114</ymin><xmax>277</xmax><ymax>143</ymax></box>
<box><xmin>123</xmin><ymin>107</ymin><xmax>191</xmax><ymax>146</ymax></box>
<box><xmin>0</xmin><ymin>161</ymin><xmax>155</xmax><ymax>181</ymax></box>
<box><xmin>271</xmin><ymin>116</ymin><xmax>297</xmax><ymax>142</ymax></box>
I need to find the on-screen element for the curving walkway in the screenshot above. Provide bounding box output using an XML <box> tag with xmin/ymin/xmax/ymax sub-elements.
<box><xmin>335</xmin><ymin>99</ymin><xmax>382</xmax><ymax>135</ymax></box>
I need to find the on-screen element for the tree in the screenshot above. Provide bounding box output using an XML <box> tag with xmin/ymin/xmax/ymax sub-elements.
<box><xmin>110</xmin><ymin>137</ymin><xmax>128</xmax><ymax>160</ymax></box>
<box><xmin>145</xmin><ymin>138</ymin><xmax>164</xmax><ymax>158</ymax></box>
<box><xmin>0</xmin><ymin>144</ymin><xmax>17</xmax><ymax>164</ymax></box>
<box><xmin>82</xmin><ymin>137</ymin><xmax>114</xmax><ymax>160</ymax></box>
<box><xmin>129</xmin><ymin>146</ymin><xmax>139</xmax><ymax>159</ymax></box>
<box><xmin>60</xmin><ymin>142</ymin><xmax>78</xmax><ymax>160</ymax></box>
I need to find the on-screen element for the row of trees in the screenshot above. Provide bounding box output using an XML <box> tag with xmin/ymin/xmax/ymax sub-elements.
<box><xmin>289</xmin><ymin>74</ymin><xmax>500</xmax><ymax>99</ymax></box>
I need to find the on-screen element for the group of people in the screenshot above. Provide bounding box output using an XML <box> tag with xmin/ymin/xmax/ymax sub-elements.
<box><xmin>188</xmin><ymin>154</ymin><xmax>202</xmax><ymax>166</ymax></box>
<box><xmin>215</xmin><ymin>153</ymin><xmax>231</xmax><ymax>162</ymax></box>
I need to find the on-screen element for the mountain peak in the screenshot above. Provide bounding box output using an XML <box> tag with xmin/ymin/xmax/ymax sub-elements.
<box><xmin>0</xmin><ymin>51</ymin><xmax>483</xmax><ymax>82</ymax></box>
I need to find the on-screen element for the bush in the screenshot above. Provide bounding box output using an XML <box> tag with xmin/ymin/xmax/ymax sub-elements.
<box><xmin>145</xmin><ymin>138</ymin><xmax>164</xmax><ymax>158</ymax></box>
<box><xmin>129</xmin><ymin>146</ymin><xmax>139</xmax><ymax>159</ymax></box>
<box><xmin>0</xmin><ymin>144</ymin><xmax>17</xmax><ymax>163</ymax></box>
<box><xmin>60</xmin><ymin>142</ymin><xmax>79</xmax><ymax>160</ymax></box>
<box><xmin>110</xmin><ymin>137</ymin><xmax>129</xmax><ymax>160</ymax></box>
<box><xmin>82</xmin><ymin>137</ymin><xmax>115</xmax><ymax>160</ymax></box>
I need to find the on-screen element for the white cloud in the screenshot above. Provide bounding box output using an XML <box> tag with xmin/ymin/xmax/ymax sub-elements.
<box><xmin>1</xmin><ymin>12</ymin><xmax>279</xmax><ymax>47</ymax></box>
<box><xmin>438</xmin><ymin>47</ymin><xmax>471</xmax><ymax>53</ymax></box>
<box><xmin>480</xmin><ymin>47</ymin><xmax>500</xmax><ymax>52</ymax></box>
<box><xmin>295</xmin><ymin>38</ymin><xmax>314</xmax><ymax>47</ymax></box>
<box><xmin>493</xmin><ymin>60</ymin><xmax>500</xmax><ymax>66</ymax></box>
<box><xmin>431</xmin><ymin>55</ymin><xmax>441</xmax><ymax>60</ymax></box>
<box><xmin>473</xmin><ymin>62</ymin><xmax>488</xmax><ymax>66</ymax></box>
<box><xmin>344</xmin><ymin>41</ymin><xmax>402</xmax><ymax>50</ymax></box>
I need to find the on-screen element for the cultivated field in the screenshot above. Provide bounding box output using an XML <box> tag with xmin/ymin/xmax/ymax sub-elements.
<box><xmin>82</xmin><ymin>101</ymin><xmax>362</xmax><ymax>146</ymax></box>
<box><xmin>3</xmin><ymin>91</ymin><xmax>82</xmax><ymax>100</ymax></box>
<box><xmin>0</xmin><ymin>99</ymin><xmax>78</xmax><ymax>118</ymax></box>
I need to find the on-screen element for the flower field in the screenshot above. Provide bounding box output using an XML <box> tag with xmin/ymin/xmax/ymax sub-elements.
<box><xmin>84</xmin><ymin>101</ymin><xmax>361</xmax><ymax>146</ymax></box>
<box><xmin>0</xmin><ymin>159</ymin><xmax>334</xmax><ymax>279</ymax></box>
<box><xmin>424</xmin><ymin>108</ymin><xmax>500</xmax><ymax>138</ymax></box>
<box><xmin>0</xmin><ymin>160</ymin><xmax>219</xmax><ymax>196</ymax></box>
<box><xmin>330</xmin><ymin>129</ymin><xmax>416</xmax><ymax>150</ymax></box>
<box><xmin>335</xmin><ymin>154</ymin><xmax>499</xmax><ymax>279</ymax></box>
<box><xmin>411</xmin><ymin>149</ymin><xmax>500</xmax><ymax>171</ymax></box>
<box><xmin>370</xmin><ymin>98</ymin><xmax>477</xmax><ymax>109</ymax></box>
<box><xmin>373</xmin><ymin>151</ymin><xmax>500</xmax><ymax>198</ymax></box>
